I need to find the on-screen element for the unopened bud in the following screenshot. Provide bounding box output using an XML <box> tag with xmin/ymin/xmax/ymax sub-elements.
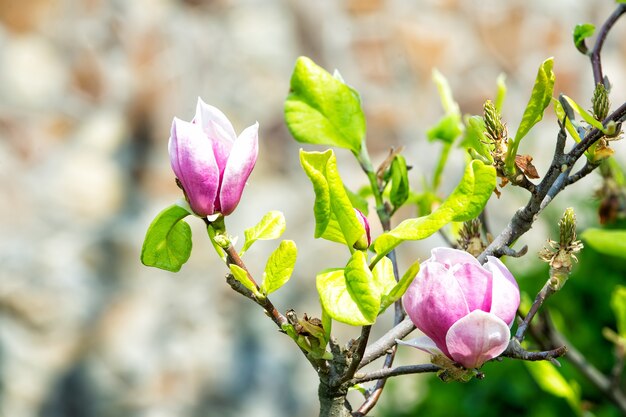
<box><xmin>592</xmin><ymin>83</ymin><xmax>610</xmax><ymax>121</ymax></box>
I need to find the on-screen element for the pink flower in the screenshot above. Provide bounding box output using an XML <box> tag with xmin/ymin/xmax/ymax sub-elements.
<box><xmin>401</xmin><ymin>247</ymin><xmax>520</xmax><ymax>368</ymax></box>
<box><xmin>169</xmin><ymin>98</ymin><xmax>258</xmax><ymax>217</ymax></box>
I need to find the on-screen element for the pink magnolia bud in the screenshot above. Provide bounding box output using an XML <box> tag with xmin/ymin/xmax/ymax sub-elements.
<box><xmin>401</xmin><ymin>247</ymin><xmax>520</xmax><ymax>369</ymax></box>
<box><xmin>169</xmin><ymin>98</ymin><xmax>259</xmax><ymax>217</ymax></box>
<box><xmin>353</xmin><ymin>208</ymin><xmax>371</xmax><ymax>250</ymax></box>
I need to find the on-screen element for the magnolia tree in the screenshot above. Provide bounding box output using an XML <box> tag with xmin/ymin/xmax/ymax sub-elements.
<box><xmin>141</xmin><ymin>4</ymin><xmax>626</xmax><ymax>416</ymax></box>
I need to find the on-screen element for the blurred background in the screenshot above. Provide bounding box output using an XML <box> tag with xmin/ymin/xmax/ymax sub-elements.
<box><xmin>1</xmin><ymin>0</ymin><xmax>625</xmax><ymax>416</ymax></box>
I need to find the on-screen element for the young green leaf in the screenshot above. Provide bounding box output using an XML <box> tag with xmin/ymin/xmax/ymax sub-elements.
<box><xmin>260</xmin><ymin>240</ymin><xmax>297</xmax><ymax>295</ymax></box>
<box><xmin>506</xmin><ymin>58</ymin><xmax>555</xmax><ymax>172</ymax></box>
<box><xmin>611</xmin><ymin>286</ymin><xmax>626</xmax><ymax>339</ymax></box>
<box><xmin>345</xmin><ymin>251</ymin><xmax>381</xmax><ymax>323</ymax></box>
<box><xmin>241</xmin><ymin>211</ymin><xmax>286</xmax><ymax>255</ymax></box>
<box><xmin>380</xmin><ymin>260</ymin><xmax>420</xmax><ymax>313</ymax></box>
<box><xmin>373</xmin><ymin>160</ymin><xmax>496</xmax><ymax>258</ymax></box>
<box><xmin>371</xmin><ymin>256</ymin><xmax>396</xmax><ymax>296</ymax></box>
<box><xmin>461</xmin><ymin>115</ymin><xmax>493</xmax><ymax>163</ymax></box>
<box><xmin>300</xmin><ymin>149</ymin><xmax>365</xmax><ymax>247</ymax></box>
<box><xmin>573</xmin><ymin>23</ymin><xmax>595</xmax><ymax>54</ymax></box>
<box><xmin>141</xmin><ymin>204</ymin><xmax>193</xmax><ymax>272</ymax></box>
<box><xmin>432</xmin><ymin>69</ymin><xmax>460</xmax><ymax>116</ymax></box>
<box><xmin>426</xmin><ymin>113</ymin><xmax>463</xmax><ymax>144</ymax></box>
<box><xmin>560</xmin><ymin>94</ymin><xmax>605</xmax><ymax>131</ymax></box>
<box><xmin>525</xmin><ymin>361</ymin><xmax>581</xmax><ymax>414</ymax></box>
<box><xmin>390</xmin><ymin>155</ymin><xmax>410</xmax><ymax>209</ymax></box>
<box><xmin>495</xmin><ymin>73</ymin><xmax>507</xmax><ymax>112</ymax></box>
<box><xmin>581</xmin><ymin>228</ymin><xmax>626</xmax><ymax>259</ymax></box>
<box><xmin>552</xmin><ymin>98</ymin><xmax>583</xmax><ymax>143</ymax></box>
<box><xmin>229</xmin><ymin>264</ymin><xmax>262</xmax><ymax>298</ymax></box>
<box><xmin>316</xmin><ymin>269</ymin><xmax>375</xmax><ymax>326</ymax></box>
<box><xmin>285</xmin><ymin>56</ymin><xmax>366</xmax><ymax>153</ymax></box>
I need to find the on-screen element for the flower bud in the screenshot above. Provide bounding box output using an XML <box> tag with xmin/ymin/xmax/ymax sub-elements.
<box><xmin>353</xmin><ymin>208</ymin><xmax>371</xmax><ymax>250</ymax></box>
<box><xmin>169</xmin><ymin>98</ymin><xmax>258</xmax><ymax>217</ymax></box>
<box><xmin>400</xmin><ymin>248</ymin><xmax>520</xmax><ymax>369</ymax></box>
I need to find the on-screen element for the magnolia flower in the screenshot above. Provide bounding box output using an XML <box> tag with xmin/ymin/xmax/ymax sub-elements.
<box><xmin>401</xmin><ymin>247</ymin><xmax>520</xmax><ymax>369</ymax></box>
<box><xmin>353</xmin><ymin>208</ymin><xmax>371</xmax><ymax>250</ymax></box>
<box><xmin>169</xmin><ymin>98</ymin><xmax>259</xmax><ymax>217</ymax></box>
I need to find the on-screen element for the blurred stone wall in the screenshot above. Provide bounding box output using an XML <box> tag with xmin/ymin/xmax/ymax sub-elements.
<box><xmin>0</xmin><ymin>0</ymin><xmax>624</xmax><ymax>416</ymax></box>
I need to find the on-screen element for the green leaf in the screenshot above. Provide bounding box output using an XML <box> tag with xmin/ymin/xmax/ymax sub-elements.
<box><xmin>373</xmin><ymin>160</ymin><xmax>495</xmax><ymax>258</ymax></box>
<box><xmin>432</xmin><ymin>69</ymin><xmax>460</xmax><ymax>116</ymax></box>
<box><xmin>495</xmin><ymin>73</ymin><xmax>507</xmax><ymax>112</ymax></box>
<box><xmin>560</xmin><ymin>94</ymin><xmax>605</xmax><ymax>131</ymax></box>
<box><xmin>506</xmin><ymin>58</ymin><xmax>555</xmax><ymax>172</ymax></box>
<box><xmin>427</xmin><ymin>113</ymin><xmax>463</xmax><ymax>144</ymax></box>
<box><xmin>525</xmin><ymin>361</ymin><xmax>581</xmax><ymax>415</ymax></box>
<box><xmin>260</xmin><ymin>240</ymin><xmax>297</xmax><ymax>295</ymax></box>
<box><xmin>461</xmin><ymin>115</ymin><xmax>493</xmax><ymax>163</ymax></box>
<box><xmin>141</xmin><ymin>204</ymin><xmax>192</xmax><ymax>272</ymax></box>
<box><xmin>372</xmin><ymin>256</ymin><xmax>396</xmax><ymax>296</ymax></box>
<box><xmin>229</xmin><ymin>264</ymin><xmax>262</xmax><ymax>297</ymax></box>
<box><xmin>285</xmin><ymin>57</ymin><xmax>366</xmax><ymax>153</ymax></box>
<box><xmin>611</xmin><ymin>285</ymin><xmax>626</xmax><ymax>338</ymax></box>
<box><xmin>552</xmin><ymin>98</ymin><xmax>583</xmax><ymax>143</ymax></box>
<box><xmin>428</xmin><ymin>70</ymin><xmax>462</xmax><ymax>145</ymax></box>
<box><xmin>345</xmin><ymin>251</ymin><xmax>380</xmax><ymax>323</ymax></box>
<box><xmin>241</xmin><ymin>211</ymin><xmax>286</xmax><ymax>255</ymax></box>
<box><xmin>380</xmin><ymin>260</ymin><xmax>420</xmax><ymax>312</ymax></box>
<box><xmin>581</xmin><ymin>228</ymin><xmax>626</xmax><ymax>259</ymax></box>
<box><xmin>573</xmin><ymin>23</ymin><xmax>595</xmax><ymax>54</ymax></box>
<box><xmin>345</xmin><ymin>186</ymin><xmax>369</xmax><ymax>215</ymax></box>
<box><xmin>300</xmin><ymin>149</ymin><xmax>365</xmax><ymax>247</ymax></box>
<box><xmin>316</xmin><ymin>269</ymin><xmax>375</xmax><ymax>326</ymax></box>
<box><xmin>390</xmin><ymin>155</ymin><xmax>410</xmax><ymax>209</ymax></box>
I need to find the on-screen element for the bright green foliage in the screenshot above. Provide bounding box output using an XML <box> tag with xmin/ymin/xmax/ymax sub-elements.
<box><xmin>461</xmin><ymin>115</ymin><xmax>493</xmax><ymax>163</ymax></box>
<box><xmin>316</xmin><ymin>268</ymin><xmax>375</xmax><ymax>326</ymax></box>
<box><xmin>345</xmin><ymin>185</ymin><xmax>370</xmax><ymax>215</ymax></box>
<box><xmin>241</xmin><ymin>211</ymin><xmax>286</xmax><ymax>255</ymax></box>
<box><xmin>581</xmin><ymin>228</ymin><xmax>626</xmax><ymax>259</ymax></box>
<box><xmin>345</xmin><ymin>251</ymin><xmax>381</xmax><ymax>323</ymax></box>
<box><xmin>561</xmin><ymin>94</ymin><xmax>605</xmax><ymax>131</ymax></box>
<box><xmin>506</xmin><ymin>58</ymin><xmax>555</xmax><ymax>173</ymax></box>
<box><xmin>373</xmin><ymin>160</ymin><xmax>496</xmax><ymax>258</ymax></box>
<box><xmin>229</xmin><ymin>264</ymin><xmax>262</xmax><ymax>298</ymax></box>
<box><xmin>573</xmin><ymin>23</ymin><xmax>595</xmax><ymax>54</ymax></box>
<box><xmin>427</xmin><ymin>70</ymin><xmax>463</xmax><ymax>144</ymax></box>
<box><xmin>141</xmin><ymin>203</ymin><xmax>192</xmax><ymax>272</ymax></box>
<box><xmin>389</xmin><ymin>155</ymin><xmax>410</xmax><ymax>209</ymax></box>
<box><xmin>495</xmin><ymin>73</ymin><xmax>507</xmax><ymax>112</ymax></box>
<box><xmin>260</xmin><ymin>240</ymin><xmax>297</xmax><ymax>295</ymax></box>
<box><xmin>611</xmin><ymin>286</ymin><xmax>626</xmax><ymax>338</ymax></box>
<box><xmin>300</xmin><ymin>149</ymin><xmax>365</xmax><ymax>248</ymax></box>
<box><xmin>553</xmin><ymin>98</ymin><xmax>583</xmax><ymax>142</ymax></box>
<box><xmin>371</xmin><ymin>256</ymin><xmax>397</xmax><ymax>297</ymax></box>
<box><xmin>525</xmin><ymin>361</ymin><xmax>582</xmax><ymax>415</ymax></box>
<box><xmin>285</xmin><ymin>56</ymin><xmax>366</xmax><ymax>154</ymax></box>
<box><xmin>380</xmin><ymin>260</ymin><xmax>420</xmax><ymax>313</ymax></box>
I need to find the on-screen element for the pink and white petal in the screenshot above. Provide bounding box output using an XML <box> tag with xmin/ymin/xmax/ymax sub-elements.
<box><xmin>430</xmin><ymin>247</ymin><xmax>481</xmax><ymax>269</ymax></box>
<box><xmin>218</xmin><ymin>122</ymin><xmax>259</xmax><ymax>215</ymax></box>
<box><xmin>194</xmin><ymin>99</ymin><xmax>237</xmax><ymax>173</ymax></box>
<box><xmin>194</xmin><ymin>98</ymin><xmax>237</xmax><ymax>142</ymax></box>
<box><xmin>450</xmin><ymin>263</ymin><xmax>493</xmax><ymax>313</ymax></box>
<box><xmin>403</xmin><ymin>262</ymin><xmax>470</xmax><ymax>355</ymax></box>
<box><xmin>170</xmin><ymin>118</ymin><xmax>220</xmax><ymax>217</ymax></box>
<box><xmin>445</xmin><ymin>310</ymin><xmax>511</xmax><ymax>369</ymax></box>
<box><xmin>396</xmin><ymin>336</ymin><xmax>443</xmax><ymax>357</ymax></box>
<box><xmin>484</xmin><ymin>256</ymin><xmax>520</xmax><ymax>326</ymax></box>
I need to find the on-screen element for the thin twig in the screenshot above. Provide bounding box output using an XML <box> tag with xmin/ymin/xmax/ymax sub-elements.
<box><xmin>500</xmin><ymin>338</ymin><xmax>567</xmax><ymax>364</ymax></box>
<box><xmin>352</xmin><ymin>364</ymin><xmax>440</xmax><ymax>384</ymax></box>
<box><xmin>515</xmin><ymin>280</ymin><xmax>556</xmax><ymax>342</ymax></box>
<box><xmin>590</xmin><ymin>4</ymin><xmax>626</xmax><ymax>86</ymax></box>
<box><xmin>359</xmin><ymin>317</ymin><xmax>415</xmax><ymax>369</ymax></box>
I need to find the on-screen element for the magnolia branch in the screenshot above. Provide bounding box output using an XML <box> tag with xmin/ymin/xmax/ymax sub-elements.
<box><xmin>359</xmin><ymin>317</ymin><xmax>416</xmax><ymax>369</ymax></box>
<box><xmin>590</xmin><ymin>4</ymin><xmax>626</xmax><ymax>87</ymax></box>
<box><xmin>352</xmin><ymin>364</ymin><xmax>440</xmax><ymax>385</ymax></box>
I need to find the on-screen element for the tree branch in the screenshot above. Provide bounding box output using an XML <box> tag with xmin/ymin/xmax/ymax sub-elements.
<box><xmin>590</xmin><ymin>4</ymin><xmax>626</xmax><ymax>86</ymax></box>
<box><xmin>352</xmin><ymin>364</ymin><xmax>440</xmax><ymax>385</ymax></box>
<box><xmin>359</xmin><ymin>317</ymin><xmax>415</xmax><ymax>369</ymax></box>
